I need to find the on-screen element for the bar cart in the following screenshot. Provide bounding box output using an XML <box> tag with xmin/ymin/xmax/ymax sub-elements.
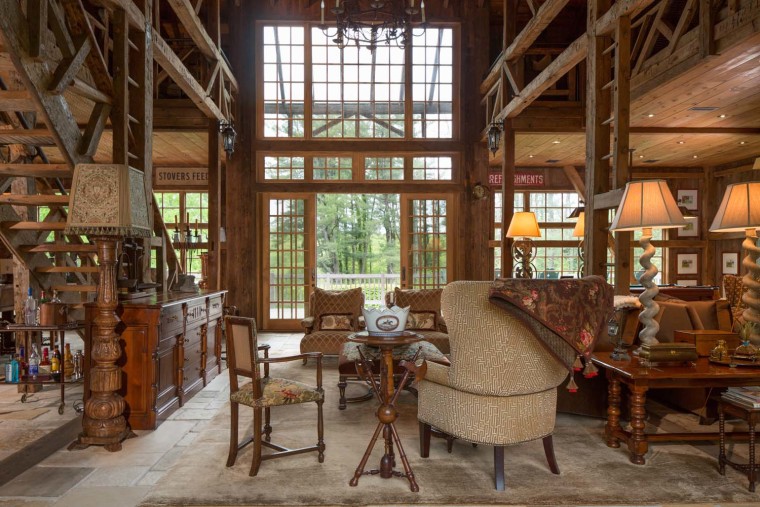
<box><xmin>0</xmin><ymin>322</ymin><xmax>84</xmax><ymax>414</ymax></box>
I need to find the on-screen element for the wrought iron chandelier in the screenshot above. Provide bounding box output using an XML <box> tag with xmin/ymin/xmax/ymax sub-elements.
<box><xmin>320</xmin><ymin>0</ymin><xmax>427</xmax><ymax>51</ymax></box>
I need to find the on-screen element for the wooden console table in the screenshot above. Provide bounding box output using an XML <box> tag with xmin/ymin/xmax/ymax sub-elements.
<box><xmin>592</xmin><ymin>352</ymin><xmax>760</xmax><ymax>465</ymax></box>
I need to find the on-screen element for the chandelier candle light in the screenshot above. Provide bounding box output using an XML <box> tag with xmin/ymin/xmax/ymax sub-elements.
<box><xmin>709</xmin><ymin>181</ymin><xmax>760</xmax><ymax>344</ymax></box>
<box><xmin>610</xmin><ymin>180</ymin><xmax>686</xmax><ymax>350</ymax></box>
<box><xmin>320</xmin><ymin>0</ymin><xmax>426</xmax><ymax>52</ymax></box>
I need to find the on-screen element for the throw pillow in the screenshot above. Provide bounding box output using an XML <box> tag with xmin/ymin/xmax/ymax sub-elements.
<box><xmin>319</xmin><ymin>314</ymin><xmax>353</xmax><ymax>330</ymax></box>
<box><xmin>406</xmin><ymin>311</ymin><xmax>437</xmax><ymax>330</ymax></box>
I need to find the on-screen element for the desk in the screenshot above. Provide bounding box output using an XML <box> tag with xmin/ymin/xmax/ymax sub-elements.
<box><xmin>0</xmin><ymin>322</ymin><xmax>83</xmax><ymax>413</ymax></box>
<box><xmin>593</xmin><ymin>352</ymin><xmax>760</xmax><ymax>465</ymax></box>
<box><xmin>347</xmin><ymin>331</ymin><xmax>421</xmax><ymax>492</ymax></box>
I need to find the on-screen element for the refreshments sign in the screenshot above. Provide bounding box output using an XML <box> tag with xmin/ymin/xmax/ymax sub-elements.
<box><xmin>488</xmin><ymin>172</ymin><xmax>545</xmax><ymax>187</ymax></box>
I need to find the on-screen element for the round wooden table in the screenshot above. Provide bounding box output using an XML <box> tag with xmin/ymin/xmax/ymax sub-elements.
<box><xmin>347</xmin><ymin>331</ymin><xmax>422</xmax><ymax>492</ymax></box>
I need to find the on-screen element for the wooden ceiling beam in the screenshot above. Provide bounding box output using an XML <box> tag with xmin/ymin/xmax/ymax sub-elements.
<box><xmin>0</xmin><ymin>129</ymin><xmax>57</xmax><ymax>146</ymax></box>
<box><xmin>0</xmin><ymin>91</ymin><xmax>36</xmax><ymax>112</ymax></box>
<box><xmin>152</xmin><ymin>32</ymin><xmax>225</xmax><ymax>121</ymax></box>
<box><xmin>504</xmin><ymin>0</ymin><xmax>570</xmax><ymax>62</ymax></box>
<box><xmin>166</xmin><ymin>0</ymin><xmax>238</xmax><ymax>91</ymax></box>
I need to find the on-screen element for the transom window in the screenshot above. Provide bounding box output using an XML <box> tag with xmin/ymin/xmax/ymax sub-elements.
<box><xmin>260</xmin><ymin>23</ymin><xmax>456</xmax><ymax>140</ymax></box>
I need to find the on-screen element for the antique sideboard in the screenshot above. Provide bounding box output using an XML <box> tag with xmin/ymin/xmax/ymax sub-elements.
<box><xmin>84</xmin><ymin>290</ymin><xmax>227</xmax><ymax>430</ymax></box>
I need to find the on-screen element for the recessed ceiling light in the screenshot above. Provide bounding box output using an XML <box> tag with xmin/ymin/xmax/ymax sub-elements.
<box><xmin>528</xmin><ymin>154</ymin><xmax>535</xmax><ymax>158</ymax></box>
<box><xmin>739</xmin><ymin>141</ymin><xmax>747</xmax><ymax>145</ymax></box>
<box><xmin>647</xmin><ymin>114</ymin><xmax>655</xmax><ymax>118</ymax></box>
<box><xmin>692</xmin><ymin>155</ymin><xmax>699</xmax><ymax>159</ymax></box>
<box><xmin>552</xmin><ymin>140</ymin><xmax>561</xmax><ymax>144</ymax></box>
<box><xmin>718</xmin><ymin>114</ymin><xmax>727</xmax><ymax>118</ymax></box>
<box><xmin>638</xmin><ymin>155</ymin><xmax>644</xmax><ymax>158</ymax></box>
<box><xmin>677</xmin><ymin>141</ymin><xmax>685</xmax><ymax>144</ymax></box>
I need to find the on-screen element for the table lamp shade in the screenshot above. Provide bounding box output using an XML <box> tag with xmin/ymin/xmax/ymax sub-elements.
<box><xmin>709</xmin><ymin>182</ymin><xmax>760</xmax><ymax>232</ymax></box>
<box><xmin>572</xmin><ymin>211</ymin><xmax>585</xmax><ymax>237</ymax></box>
<box><xmin>610</xmin><ymin>180</ymin><xmax>687</xmax><ymax>231</ymax></box>
<box><xmin>506</xmin><ymin>212</ymin><xmax>541</xmax><ymax>238</ymax></box>
<box><xmin>65</xmin><ymin>164</ymin><xmax>151</xmax><ymax>238</ymax></box>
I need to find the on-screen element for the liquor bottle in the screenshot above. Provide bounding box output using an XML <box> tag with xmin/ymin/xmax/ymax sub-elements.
<box><xmin>4</xmin><ymin>355</ymin><xmax>11</xmax><ymax>383</ymax></box>
<box><xmin>11</xmin><ymin>355</ymin><xmax>19</xmax><ymax>383</ymax></box>
<box><xmin>51</xmin><ymin>351</ymin><xmax>60</xmax><ymax>381</ymax></box>
<box><xmin>51</xmin><ymin>290</ymin><xmax>61</xmax><ymax>303</ymax></box>
<box><xmin>40</xmin><ymin>347</ymin><xmax>51</xmax><ymax>376</ymax></box>
<box><xmin>73</xmin><ymin>349</ymin><xmax>83</xmax><ymax>380</ymax></box>
<box><xmin>28</xmin><ymin>344</ymin><xmax>40</xmax><ymax>379</ymax></box>
<box><xmin>18</xmin><ymin>345</ymin><xmax>26</xmax><ymax>374</ymax></box>
<box><xmin>39</xmin><ymin>290</ymin><xmax>49</xmax><ymax>304</ymax></box>
<box><xmin>24</xmin><ymin>288</ymin><xmax>37</xmax><ymax>326</ymax></box>
<box><xmin>64</xmin><ymin>343</ymin><xmax>75</xmax><ymax>380</ymax></box>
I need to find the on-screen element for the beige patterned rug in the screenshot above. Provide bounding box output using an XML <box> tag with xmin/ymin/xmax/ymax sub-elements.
<box><xmin>141</xmin><ymin>357</ymin><xmax>760</xmax><ymax>506</ymax></box>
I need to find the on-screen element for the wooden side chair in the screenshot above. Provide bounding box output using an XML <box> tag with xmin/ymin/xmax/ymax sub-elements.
<box><xmin>225</xmin><ymin>316</ymin><xmax>325</xmax><ymax>476</ymax></box>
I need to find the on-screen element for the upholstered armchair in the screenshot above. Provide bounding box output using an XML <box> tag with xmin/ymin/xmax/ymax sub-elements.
<box><xmin>385</xmin><ymin>287</ymin><xmax>449</xmax><ymax>354</ymax></box>
<box><xmin>300</xmin><ymin>287</ymin><xmax>365</xmax><ymax>358</ymax></box>
<box><xmin>416</xmin><ymin>281</ymin><xmax>568</xmax><ymax>490</ymax></box>
<box><xmin>724</xmin><ymin>274</ymin><xmax>749</xmax><ymax>331</ymax></box>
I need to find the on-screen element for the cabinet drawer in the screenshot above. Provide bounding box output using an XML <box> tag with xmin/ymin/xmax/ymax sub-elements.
<box><xmin>161</xmin><ymin>307</ymin><xmax>184</xmax><ymax>337</ymax></box>
<box><xmin>184</xmin><ymin>340</ymin><xmax>203</xmax><ymax>366</ymax></box>
<box><xmin>208</xmin><ymin>296</ymin><xmax>223</xmax><ymax>319</ymax></box>
<box><xmin>186</xmin><ymin>302</ymin><xmax>207</xmax><ymax>328</ymax></box>
<box><xmin>182</xmin><ymin>358</ymin><xmax>203</xmax><ymax>394</ymax></box>
<box><xmin>184</xmin><ymin>325</ymin><xmax>202</xmax><ymax>348</ymax></box>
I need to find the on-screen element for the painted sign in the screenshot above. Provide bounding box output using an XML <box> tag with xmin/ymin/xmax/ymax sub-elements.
<box><xmin>488</xmin><ymin>172</ymin><xmax>546</xmax><ymax>187</ymax></box>
<box><xmin>154</xmin><ymin>167</ymin><xmax>209</xmax><ymax>187</ymax></box>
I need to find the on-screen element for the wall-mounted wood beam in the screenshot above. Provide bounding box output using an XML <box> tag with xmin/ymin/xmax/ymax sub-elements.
<box><xmin>504</xmin><ymin>0</ymin><xmax>570</xmax><ymax>62</ymax></box>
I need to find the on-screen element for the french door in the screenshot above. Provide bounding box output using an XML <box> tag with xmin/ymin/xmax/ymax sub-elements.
<box><xmin>261</xmin><ymin>192</ymin><xmax>452</xmax><ymax>329</ymax></box>
<box><xmin>262</xmin><ymin>194</ymin><xmax>316</xmax><ymax>330</ymax></box>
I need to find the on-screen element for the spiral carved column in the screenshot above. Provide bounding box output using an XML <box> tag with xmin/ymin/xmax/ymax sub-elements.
<box><xmin>72</xmin><ymin>236</ymin><xmax>131</xmax><ymax>451</ymax></box>
<box><xmin>637</xmin><ymin>228</ymin><xmax>660</xmax><ymax>347</ymax></box>
<box><xmin>741</xmin><ymin>228</ymin><xmax>760</xmax><ymax>345</ymax></box>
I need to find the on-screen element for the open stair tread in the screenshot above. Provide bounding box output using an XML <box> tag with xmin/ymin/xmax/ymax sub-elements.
<box><xmin>3</xmin><ymin>221</ymin><xmax>67</xmax><ymax>230</ymax></box>
<box><xmin>51</xmin><ymin>285</ymin><xmax>97</xmax><ymax>292</ymax></box>
<box><xmin>22</xmin><ymin>243</ymin><xmax>96</xmax><ymax>253</ymax></box>
<box><xmin>0</xmin><ymin>164</ymin><xmax>73</xmax><ymax>177</ymax></box>
<box><xmin>0</xmin><ymin>194</ymin><xmax>70</xmax><ymax>206</ymax></box>
<box><xmin>35</xmin><ymin>266</ymin><xmax>98</xmax><ymax>273</ymax></box>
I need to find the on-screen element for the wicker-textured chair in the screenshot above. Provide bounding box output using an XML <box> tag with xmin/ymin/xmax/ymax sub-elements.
<box><xmin>416</xmin><ymin>281</ymin><xmax>568</xmax><ymax>490</ymax></box>
<box><xmin>300</xmin><ymin>287</ymin><xmax>365</xmax><ymax>359</ymax></box>
<box><xmin>225</xmin><ymin>316</ymin><xmax>324</xmax><ymax>476</ymax></box>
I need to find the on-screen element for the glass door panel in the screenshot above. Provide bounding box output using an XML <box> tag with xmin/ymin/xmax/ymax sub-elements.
<box><xmin>401</xmin><ymin>195</ymin><xmax>452</xmax><ymax>289</ymax></box>
<box><xmin>263</xmin><ymin>194</ymin><xmax>315</xmax><ymax>330</ymax></box>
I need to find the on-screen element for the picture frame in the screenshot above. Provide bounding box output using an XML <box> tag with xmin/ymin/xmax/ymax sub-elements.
<box><xmin>722</xmin><ymin>252</ymin><xmax>740</xmax><ymax>275</ymax></box>
<box><xmin>677</xmin><ymin>217</ymin><xmax>699</xmax><ymax>237</ymax></box>
<box><xmin>677</xmin><ymin>279</ymin><xmax>698</xmax><ymax>287</ymax></box>
<box><xmin>677</xmin><ymin>189</ymin><xmax>699</xmax><ymax>210</ymax></box>
<box><xmin>677</xmin><ymin>253</ymin><xmax>698</xmax><ymax>275</ymax></box>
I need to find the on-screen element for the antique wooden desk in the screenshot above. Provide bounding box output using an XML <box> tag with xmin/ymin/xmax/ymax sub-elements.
<box><xmin>592</xmin><ymin>352</ymin><xmax>760</xmax><ymax>465</ymax></box>
<box><xmin>347</xmin><ymin>331</ymin><xmax>421</xmax><ymax>492</ymax></box>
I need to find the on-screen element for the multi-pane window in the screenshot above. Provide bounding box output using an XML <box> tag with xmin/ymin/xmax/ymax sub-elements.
<box><xmin>263</xmin><ymin>26</ymin><xmax>306</xmax><ymax>137</ymax></box>
<box><xmin>154</xmin><ymin>192</ymin><xmax>209</xmax><ymax>278</ymax></box>
<box><xmin>312</xmin><ymin>29</ymin><xmax>405</xmax><ymax>138</ymax></box>
<box><xmin>412</xmin><ymin>156</ymin><xmax>452</xmax><ymax>180</ymax></box>
<box><xmin>409</xmin><ymin>199</ymin><xmax>447</xmax><ymax>288</ymax></box>
<box><xmin>412</xmin><ymin>28</ymin><xmax>454</xmax><ymax>138</ymax></box>
<box><xmin>313</xmin><ymin>157</ymin><xmax>353</xmax><ymax>180</ymax></box>
<box><xmin>364</xmin><ymin>157</ymin><xmax>404</xmax><ymax>180</ymax></box>
<box><xmin>264</xmin><ymin>156</ymin><xmax>306</xmax><ymax>180</ymax></box>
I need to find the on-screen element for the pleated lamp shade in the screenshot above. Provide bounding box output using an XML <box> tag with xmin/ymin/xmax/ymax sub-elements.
<box><xmin>610</xmin><ymin>180</ymin><xmax>687</xmax><ymax>232</ymax></box>
<box><xmin>572</xmin><ymin>212</ymin><xmax>585</xmax><ymax>237</ymax></box>
<box><xmin>709</xmin><ymin>182</ymin><xmax>760</xmax><ymax>232</ymax></box>
<box><xmin>506</xmin><ymin>212</ymin><xmax>542</xmax><ymax>238</ymax></box>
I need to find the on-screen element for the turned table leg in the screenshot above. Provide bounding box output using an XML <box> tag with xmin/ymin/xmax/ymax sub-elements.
<box><xmin>628</xmin><ymin>385</ymin><xmax>648</xmax><ymax>465</ymax></box>
<box><xmin>605</xmin><ymin>372</ymin><xmax>622</xmax><ymax>449</ymax></box>
<box><xmin>719</xmin><ymin>403</ymin><xmax>726</xmax><ymax>476</ymax></box>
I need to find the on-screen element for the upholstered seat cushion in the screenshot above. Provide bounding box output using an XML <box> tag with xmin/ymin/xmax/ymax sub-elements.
<box><xmin>300</xmin><ymin>330</ymin><xmax>353</xmax><ymax>356</ymax></box>
<box><xmin>413</xmin><ymin>330</ymin><xmax>450</xmax><ymax>354</ymax></box>
<box><xmin>231</xmin><ymin>377</ymin><xmax>323</xmax><ymax>408</ymax></box>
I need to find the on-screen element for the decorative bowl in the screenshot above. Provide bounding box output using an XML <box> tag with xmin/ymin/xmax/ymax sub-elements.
<box><xmin>362</xmin><ymin>305</ymin><xmax>410</xmax><ymax>335</ymax></box>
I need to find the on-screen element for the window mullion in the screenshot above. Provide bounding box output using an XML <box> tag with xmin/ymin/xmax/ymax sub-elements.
<box><xmin>305</xmin><ymin>24</ymin><xmax>313</xmax><ymax>139</ymax></box>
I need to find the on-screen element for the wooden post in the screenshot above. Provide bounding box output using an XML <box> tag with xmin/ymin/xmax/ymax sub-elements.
<box><xmin>613</xmin><ymin>15</ymin><xmax>631</xmax><ymax>292</ymax></box>
<box><xmin>207</xmin><ymin>0</ymin><xmax>222</xmax><ymax>290</ymax></box>
<box><xmin>112</xmin><ymin>9</ymin><xmax>129</xmax><ymax>166</ymax></box>
<box><xmin>584</xmin><ymin>0</ymin><xmax>612</xmax><ymax>278</ymax></box>
<box><xmin>501</xmin><ymin>0</ymin><xmax>518</xmax><ymax>278</ymax></box>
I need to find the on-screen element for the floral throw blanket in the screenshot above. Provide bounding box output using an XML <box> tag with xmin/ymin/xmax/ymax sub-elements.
<box><xmin>489</xmin><ymin>276</ymin><xmax>614</xmax><ymax>377</ymax></box>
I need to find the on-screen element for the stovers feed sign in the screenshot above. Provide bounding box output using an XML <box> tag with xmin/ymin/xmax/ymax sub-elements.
<box><xmin>154</xmin><ymin>167</ymin><xmax>209</xmax><ymax>188</ymax></box>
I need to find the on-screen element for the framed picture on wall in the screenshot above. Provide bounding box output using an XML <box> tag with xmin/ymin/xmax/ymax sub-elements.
<box><xmin>722</xmin><ymin>252</ymin><xmax>740</xmax><ymax>275</ymax></box>
<box><xmin>677</xmin><ymin>253</ymin><xmax>698</xmax><ymax>275</ymax></box>
<box><xmin>677</xmin><ymin>279</ymin><xmax>698</xmax><ymax>286</ymax></box>
<box><xmin>678</xmin><ymin>217</ymin><xmax>699</xmax><ymax>237</ymax></box>
<box><xmin>677</xmin><ymin>189</ymin><xmax>699</xmax><ymax>210</ymax></box>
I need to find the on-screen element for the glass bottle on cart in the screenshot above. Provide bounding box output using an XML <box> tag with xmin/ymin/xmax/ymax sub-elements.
<box><xmin>24</xmin><ymin>288</ymin><xmax>37</xmax><ymax>326</ymax></box>
<box><xmin>28</xmin><ymin>345</ymin><xmax>40</xmax><ymax>379</ymax></box>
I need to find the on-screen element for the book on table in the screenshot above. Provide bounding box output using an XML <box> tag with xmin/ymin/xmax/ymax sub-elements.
<box><xmin>722</xmin><ymin>388</ymin><xmax>760</xmax><ymax>409</ymax></box>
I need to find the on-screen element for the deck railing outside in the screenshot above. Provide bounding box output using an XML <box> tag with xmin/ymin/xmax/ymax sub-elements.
<box><xmin>316</xmin><ymin>273</ymin><xmax>401</xmax><ymax>307</ymax></box>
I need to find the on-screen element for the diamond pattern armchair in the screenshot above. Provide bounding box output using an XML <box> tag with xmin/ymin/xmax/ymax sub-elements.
<box><xmin>416</xmin><ymin>281</ymin><xmax>568</xmax><ymax>490</ymax></box>
<box><xmin>300</xmin><ymin>287</ymin><xmax>365</xmax><ymax>359</ymax></box>
<box><xmin>386</xmin><ymin>287</ymin><xmax>449</xmax><ymax>354</ymax></box>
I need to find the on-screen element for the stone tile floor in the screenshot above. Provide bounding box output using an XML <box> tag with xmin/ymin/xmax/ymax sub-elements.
<box><xmin>0</xmin><ymin>332</ymin><xmax>300</xmax><ymax>507</ymax></box>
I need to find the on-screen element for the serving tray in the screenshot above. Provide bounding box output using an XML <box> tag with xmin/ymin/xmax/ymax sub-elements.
<box><xmin>709</xmin><ymin>357</ymin><xmax>760</xmax><ymax>367</ymax></box>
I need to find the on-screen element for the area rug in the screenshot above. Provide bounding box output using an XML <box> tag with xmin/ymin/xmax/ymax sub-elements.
<box><xmin>141</xmin><ymin>355</ymin><xmax>760</xmax><ymax>506</ymax></box>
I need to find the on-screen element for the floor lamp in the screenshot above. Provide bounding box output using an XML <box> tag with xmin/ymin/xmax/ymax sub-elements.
<box><xmin>709</xmin><ymin>181</ymin><xmax>760</xmax><ymax>344</ymax></box>
<box><xmin>66</xmin><ymin>164</ymin><xmax>152</xmax><ymax>451</ymax></box>
<box><xmin>572</xmin><ymin>211</ymin><xmax>585</xmax><ymax>278</ymax></box>
<box><xmin>506</xmin><ymin>211</ymin><xmax>542</xmax><ymax>278</ymax></box>
<box><xmin>610</xmin><ymin>180</ymin><xmax>686</xmax><ymax>349</ymax></box>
